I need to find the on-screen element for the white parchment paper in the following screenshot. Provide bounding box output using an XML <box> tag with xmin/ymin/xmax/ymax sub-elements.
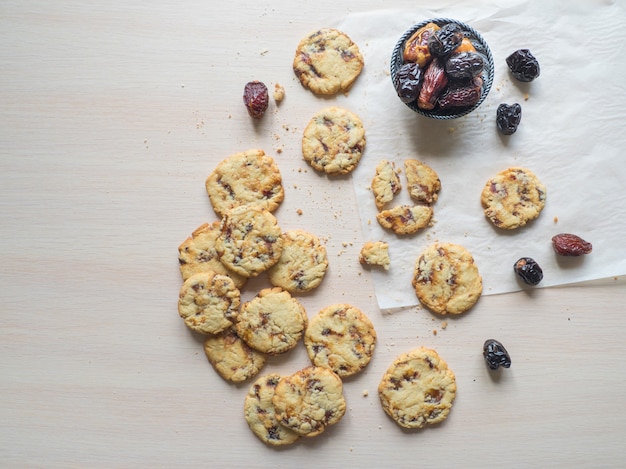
<box><xmin>335</xmin><ymin>2</ymin><xmax>626</xmax><ymax>310</ymax></box>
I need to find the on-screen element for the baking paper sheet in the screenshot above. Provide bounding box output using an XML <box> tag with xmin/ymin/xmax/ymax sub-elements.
<box><xmin>335</xmin><ymin>2</ymin><xmax>626</xmax><ymax>310</ymax></box>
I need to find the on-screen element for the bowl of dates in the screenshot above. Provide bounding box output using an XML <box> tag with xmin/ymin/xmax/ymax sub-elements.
<box><xmin>391</xmin><ymin>18</ymin><xmax>494</xmax><ymax>119</ymax></box>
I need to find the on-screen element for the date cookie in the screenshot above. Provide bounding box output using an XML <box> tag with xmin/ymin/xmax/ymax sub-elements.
<box><xmin>304</xmin><ymin>304</ymin><xmax>377</xmax><ymax>377</ymax></box>
<box><xmin>359</xmin><ymin>241</ymin><xmax>390</xmax><ymax>270</ymax></box>
<box><xmin>378</xmin><ymin>347</ymin><xmax>456</xmax><ymax>429</ymax></box>
<box><xmin>178</xmin><ymin>271</ymin><xmax>240</xmax><ymax>335</ymax></box>
<box><xmin>236</xmin><ymin>287</ymin><xmax>308</xmax><ymax>355</ymax></box>
<box><xmin>480</xmin><ymin>166</ymin><xmax>546</xmax><ymax>229</ymax></box>
<box><xmin>267</xmin><ymin>229</ymin><xmax>328</xmax><ymax>293</ymax></box>
<box><xmin>272</xmin><ymin>366</ymin><xmax>346</xmax><ymax>437</ymax></box>
<box><xmin>412</xmin><ymin>242</ymin><xmax>482</xmax><ymax>315</ymax></box>
<box><xmin>371</xmin><ymin>160</ymin><xmax>401</xmax><ymax>210</ymax></box>
<box><xmin>404</xmin><ymin>159</ymin><xmax>441</xmax><ymax>204</ymax></box>
<box><xmin>293</xmin><ymin>28</ymin><xmax>364</xmax><ymax>95</ymax></box>
<box><xmin>205</xmin><ymin>149</ymin><xmax>284</xmax><ymax>218</ymax></box>
<box><xmin>376</xmin><ymin>204</ymin><xmax>433</xmax><ymax>235</ymax></box>
<box><xmin>216</xmin><ymin>205</ymin><xmax>283</xmax><ymax>278</ymax></box>
<box><xmin>204</xmin><ymin>328</ymin><xmax>266</xmax><ymax>383</ymax></box>
<box><xmin>302</xmin><ymin>107</ymin><xmax>366</xmax><ymax>175</ymax></box>
<box><xmin>178</xmin><ymin>222</ymin><xmax>247</xmax><ymax>289</ymax></box>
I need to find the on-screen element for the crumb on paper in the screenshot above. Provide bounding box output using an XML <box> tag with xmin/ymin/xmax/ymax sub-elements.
<box><xmin>441</xmin><ymin>321</ymin><xmax>448</xmax><ymax>330</ymax></box>
<box><xmin>260</xmin><ymin>49</ymin><xmax>269</xmax><ymax>56</ymax></box>
<box><xmin>296</xmin><ymin>209</ymin><xmax>303</xmax><ymax>215</ymax></box>
<box><xmin>276</xmin><ymin>147</ymin><xmax>283</xmax><ymax>154</ymax></box>
<box><xmin>554</xmin><ymin>216</ymin><xmax>559</xmax><ymax>223</ymax></box>
<box><xmin>448</xmin><ymin>127</ymin><xmax>457</xmax><ymax>134</ymax></box>
<box><xmin>273</xmin><ymin>83</ymin><xmax>285</xmax><ymax>102</ymax></box>
<box><xmin>524</xmin><ymin>93</ymin><xmax>529</xmax><ymax>101</ymax></box>
<box><xmin>362</xmin><ymin>389</ymin><xmax>369</xmax><ymax>397</ymax></box>
<box><xmin>433</xmin><ymin>329</ymin><xmax>437</xmax><ymax>336</ymax></box>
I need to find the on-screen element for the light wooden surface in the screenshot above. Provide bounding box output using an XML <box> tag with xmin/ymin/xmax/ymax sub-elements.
<box><xmin>1</xmin><ymin>1</ymin><xmax>625</xmax><ymax>467</ymax></box>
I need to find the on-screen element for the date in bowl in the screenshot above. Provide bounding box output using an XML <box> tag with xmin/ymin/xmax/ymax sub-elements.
<box><xmin>391</xmin><ymin>18</ymin><xmax>494</xmax><ymax>119</ymax></box>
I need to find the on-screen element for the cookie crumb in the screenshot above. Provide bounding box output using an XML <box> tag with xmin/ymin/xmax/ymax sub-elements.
<box><xmin>433</xmin><ymin>329</ymin><xmax>437</xmax><ymax>336</ymax></box>
<box><xmin>524</xmin><ymin>93</ymin><xmax>529</xmax><ymax>101</ymax></box>
<box><xmin>273</xmin><ymin>83</ymin><xmax>285</xmax><ymax>102</ymax></box>
<box><xmin>296</xmin><ymin>209</ymin><xmax>303</xmax><ymax>215</ymax></box>
<box><xmin>553</xmin><ymin>216</ymin><xmax>559</xmax><ymax>223</ymax></box>
<box><xmin>362</xmin><ymin>390</ymin><xmax>369</xmax><ymax>397</ymax></box>
<box><xmin>441</xmin><ymin>321</ymin><xmax>448</xmax><ymax>330</ymax></box>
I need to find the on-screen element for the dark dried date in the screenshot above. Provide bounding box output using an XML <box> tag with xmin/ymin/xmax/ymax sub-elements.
<box><xmin>438</xmin><ymin>76</ymin><xmax>483</xmax><ymax>109</ymax></box>
<box><xmin>394</xmin><ymin>62</ymin><xmax>422</xmax><ymax>103</ymax></box>
<box><xmin>552</xmin><ymin>233</ymin><xmax>593</xmax><ymax>256</ymax></box>
<box><xmin>496</xmin><ymin>103</ymin><xmax>522</xmax><ymax>135</ymax></box>
<box><xmin>513</xmin><ymin>257</ymin><xmax>543</xmax><ymax>285</ymax></box>
<box><xmin>243</xmin><ymin>81</ymin><xmax>269</xmax><ymax>118</ymax></box>
<box><xmin>445</xmin><ymin>52</ymin><xmax>484</xmax><ymax>80</ymax></box>
<box><xmin>483</xmin><ymin>339</ymin><xmax>511</xmax><ymax>370</ymax></box>
<box><xmin>428</xmin><ymin>23</ymin><xmax>464</xmax><ymax>58</ymax></box>
<box><xmin>506</xmin><ymin>49</ymin><xmax>540</xmax><ymax>82</ymax></box>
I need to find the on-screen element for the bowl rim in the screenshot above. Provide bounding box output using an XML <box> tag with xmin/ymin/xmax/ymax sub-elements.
<box><xmin>391</xmin><ymin>17</ymin><xmax>494</xmax><ymax>119</ymax></box>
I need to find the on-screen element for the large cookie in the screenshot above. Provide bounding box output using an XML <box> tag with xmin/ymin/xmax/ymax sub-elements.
<box><xmin>480</xmin><ymin>166</ymin><xmax>546</xmax><ymax>229</ymax></box>
<box><xmin>371</xmin><ymin>160</ymin><xmax>402</xmax><ymax>210</ymax></box>
<box><xmin>272</xmin><ymin>366</ymin><xmax>346</xmax><ymax>437</ymax></box>
<box><xmin>412</xmin><ymin>242</ymin><xmax>482</xmax><ymax>315</ymax></box>
<box><xmin>178</xmin><ymin>221</ymin><xmax>247</xmax><ymax>288</ymax></box>
<box><xmin>302</xmin><ymin>106</ymin><xmax>366</xmax><ymax>175</ymax></box>
<box><xmin>235</xmin><ymin>287</ymin><xmax>308</xmax><ymax>355</ymax></box>
<box><xmin>205</xmin><ymin>149</ymin><xmax>284</xmax><ymax>218</ymax></box>
<box><xmin>267</xmin><ymin>229</ymin><xmax>328</xmax><ymax>293</ymax></box>
<box><xmin>378</xmin><ymin>347</ymin><xmax>457</xmax><ymax>429</ymax></box>
<box><xmin>243</xmin><ymin>373</ymin><xmax>301</xmax><ymax>446</ymax></box>
<box><xmin>304</xmin><ymin>304</ymin><xmax>377</xmax><ymax>377</ymax></box>
<box><xmin>203</xmin><ymin>328</ymin><xmax>266</xmax><ymax>383</ymax></box>
<box><xmin>177</xmin><ymin>271</ymin><xmax>240</xmax><ymax>335</ymax></box>
<box><xmin>216</xmin><ymin>205</ymin><xmax>283</xmax><ymax>278</ymax></box>
<box><xmin>376</xmin><ymin>204</ymin><xmax>433</xmax><ymax>235</ymax></box>
<box><xmin>293</xmin><ymin>28</ymin><xmax>364</xmax><ymax>95</ymax></box>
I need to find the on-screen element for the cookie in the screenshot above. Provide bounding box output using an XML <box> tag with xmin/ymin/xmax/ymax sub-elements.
<box><xmin>216</xmin><ymin>205</ymin><xmax>283</xmax><ymax>278</ymax></box>
<box><xmin>243</xmin><ymin>373</ymin><xmax>301</xmax><ymax>446</ymax></box>
<box><xmin>480</xmin><ymin>166</ymin><xmax>547</xmax><ymax>229</ymax></box>
<box><xmin>302</xmin><ymin>107</ymin><xmax>366</xmax><ymax>175</ymax></box>
<box><xmin>412</xmin><ymin>242</ymin><xmax>482</xmax><ymax>315</ymax></box>
<box><xmin>203</xmin><ymin>328</ymin><xmax>266</xmax><ymax>383</ymax></box>
<box><xmin>178</xmin><ymin>271</ymin><xmax>241</xmax><ymax>335</ymax></box>
<box><xmin>376</xmin><ymin>205</ymin><xmax>433</xmax><ymax>235</ymax></box>
<box><xmin>235</xmin><ymin>287</ymin><xmax>308</xmax><ymax>355</ymax></box>
<box><xmin>205</xmin><ymin>149</ymin><xmax>284</xmax><ymax>218</ymax></box>
<box><xmin>178</xmin><ymin>222</ymin><xmax>247</xmax><ymax>289</ymax></box>
<box><xmin>304</xmin><ymin>304</ymin><xmax>377</xmax><ymax>377</ymax></box>
<box><xmin>272</xmin><ymin>366</ymin><xmax>346</xmax><ymax>437</ymax></box>
<box><xmin>267</xmin><ymin>229</ymin><xmax>328</xmax><ymax>293</ymax></box>
<box><xmin>371</xmin><ymin>160</ymin><xmax>401</xmax><ymax>210</ymax></box>
<box><xmin>359</xmin><ymin>241</ymin><xmax>390</xmax><ymax>270</ymax></box>
<box><xmin>378</xmin><ymin>347</ymin><xmax>457</xmax><ymax>429</ymax></box>
<box><xmin>404</xmin><ymin>159</ymin><xmax>441</xmax><ymax>204</ymax></box>
<box><xmin>293</xmin><ymin>28</ymin><xmax>364</xmax><ymax>95</ymax></box>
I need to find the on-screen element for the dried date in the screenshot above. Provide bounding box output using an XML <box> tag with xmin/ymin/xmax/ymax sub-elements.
<box><xmin>506</xmin><ymin>49</ymin><xmax>540</xmax><ymax>82</ymax></box>
<box><xmin>243</xmin><ymin>81</ymin><xmax>269</xmax><ymax>118</ymax></box>
<box><xmin>438</xmin><ymin>76</ymin><xmax>483</xmax><ymax>109</ymax></box>
<box><xmin>428</xmin><ymin>23</ymin><xmax>464</xmax><ymax>58</ymax></box>
<box><xmin>513</xmin><ymin>257</ymin><xmax>543</xmax><ymax>285</ymax></box>
<box><xmin>417</xmin><ymin>59</ymin><xmax>448</xmax><ymax>110</ymax></box>
<box><xmin>445</xmin><ymin>52</ymin><xmax>484</xmax><ymax>80</ymax></box>
<box><xmin>552</xmin><ymin>233</ymin><xmax>593</xmax><ymax>256</ymax></box>
<box><xmin>496</xmin><ymin>103</ymin><xmax>522</xmax><ymax>135</ymax></box>
<box><xmin>483</xmin><ymin>339</ymin><xmax>511</xmax><ymax>370</ymax></box>
<box><xmin>394</xmin><ymin>62</ymin><xmax>422</xmax><ymax>103</ymax></box>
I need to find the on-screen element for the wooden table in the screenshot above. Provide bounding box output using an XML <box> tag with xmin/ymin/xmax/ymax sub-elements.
<box><xmin>2</xmin><ymin>1</ymin><xmax>625</xmax><ymax>467</ymax></box>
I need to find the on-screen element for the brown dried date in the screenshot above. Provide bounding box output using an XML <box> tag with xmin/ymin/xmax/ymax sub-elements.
<box><xmin>418</xmin><ymin>59</ymin><xmax>448</xmax><ymax>110</ymax></box>
<box><xmin>552</xmin><ymin>233</ymin><xmax>593</xmax><ymax>256</ymax></box>
<box><xmin>403</xmin><ymin>22</ymin><xmax>440</xmax><ymax>68</ymax></box>
<box><xmin>445</xmin><ymin>52</ymin><xmax>484</xmax><ymax>80</ymax></box>
<box><xmin>438</xmin><ymin>76</ymin><xmax>483</xmax><ymax>109</ymax></box>
<box><xmin>243</xmin><ymin>81</ymin><xmax>269</xmax><ymax>118</ymax></box>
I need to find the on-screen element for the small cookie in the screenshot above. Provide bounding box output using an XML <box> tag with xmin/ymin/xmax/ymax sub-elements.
<box><xmin>412</xmin><ymin>243</ymin><xmax>482</xmax><ymax>315</ymax></box>
<box><xmin>304</xmin><ymin>304</ymin><xmax>376</xmax><ymax>377</ymax></box>
<box><xmin>205</xmin><ymin>149</ymin><xmax>284</xmax><ymax>218</ymax></box>
<box><xmin>236</xmin><ymin>287</ymin><xmax>308</xmax><ymax>355</ymax></box>
<box><xmin>302</xmin><ymin>107</ymin><xmax>366</xmax><ymax>175</ymax></box>
<box><xmin>378</xmin><ymin>347</ymin><xmax>456</xmax><ymax>429</ymax></box>
<box><xmin>178</xmin><ymin>271</ymin><xmax>240</xmax><ymax>335</ymax></box>
<box><xmin>272</xmin><ymin>366</ymin><xmax>346</xmax><ymax>437</ymax></box>
<box><xmin>371</xmin><ymin>160</ymin><xmax>401</xmax><ymax>210</ymax></box>
<box><xmin>359</xmin><ymin>241</ymin><xmax>390</xmax><ymax>270</ymax></box>
<box><xmin>267</xmin><ymin>229</ymin><xmax>328</xmax><ymax>293</ymax></box>
<box><xmin>376</xmin><ymin>205</ymin><xmax>433</xmax><ymax>235</ymax></box>
<box><xmin>293</xmin><ymin>28</ymin><xmax>364</xmax><ymax>95</ymax></box>
<box><xmin>204</xmin><ymin>328</ymin><xmax>266</xmax><ymax>383</ymax></box>
<box><xmin>404</xmin><ymin>159</ymin><xmax>441</xmax><ymax>204</ymax></box>
<box><xmin>216</xmin><ymin>205</ymin><xmax>283</xmax><ymax>278</ymax></box>
<box><xmin>243</xmin><ymin>373</ymin><xmax>301</xmax><ymax>446</ymax></box>
<box><xmin>178</xmin><ymin>222</ymin><xmax>247</xmax><ymax>289</ymax></box>
<box><xmin>480</xmin><ymin>166</ymin><xmax>547</xmax><ymax>229</ymax></box>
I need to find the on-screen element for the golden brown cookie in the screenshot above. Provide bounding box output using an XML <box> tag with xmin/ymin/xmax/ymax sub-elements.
<box><xmin>267</xmin><ymin>229</ymin><xmax>328</xmax><ymax>293</ymax></box>
<box><xmin>376</xmin><ymin>205</ymin><xmax>433</xmax><ymax>235</ymax></box>
<box><xmin>372</xmin><ymin>160</ymin><xmax>402</xmax><ymax>210</ymax></box>
<box><xmin>480</xmin><ymin>166</ymin><xmax>547</xmax><ymax>229</ymax></box>
<box><xmin>178</xmin><ymin>222</ymin><xmax>247</xmax><ymax>288</ymax></box>
<box><xmin>235</xmin><ymin>287</ymin><xmax>308</xmax><ymax>355</ymax></box>
<box><xmin>243</xmin><ymin>373</ymin><xmax>301</xmax><ymax>446</ymax></box>
<box><xmin>272</xmin><ymin>366</ymin><xmax>346</xmax><ymax>437</ymax></box>
<box><xmin>205</xmin><ymin>149</ymin><xmax>284</xmax><ymax>218</ymax></box>
<box><xmin>359</xmin><ymin>241</ymin><xmax>390</xmax><ymax>270</ymax></box>
<box><xmin>304</xmin><ymin>304</ymin><xmax>377</xmax><ymax>377</ymax></box>
<box><xmin>178</xmin><ymin>271</ymin><xmax>240</xmax><ymax>335</ymax></box>
<box><xmin>404</xmin><ymin>159</ymin><xmax>441</xmax><ymax>204</ymax></box>
<box><xmin>216</xmin><ymin>205</ymin><xmax>283</xmax><ymax>278</ymax></box>
<box><xmin>302</xmin><ymin>107</ymin><xmax>366</xmax><ymax>175</ymax></box>
<box><xmin>203</xmin><ymin>328</ymin><xmax>266</xmax><ymax>383</ymax></box>
<box><xmin>412</xmin><ymin>242</ymin><xmax>482</xmax><ymax>315</ymax></box>
<box><xmin>293</xmin><ymin>28</ymin><xmax>364</xmax><ymax>95</ymax></box>
<box><xmin>378</xmin><ymin>347</ymin><xmax>456</xmax><ymax>429</ymax></box>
